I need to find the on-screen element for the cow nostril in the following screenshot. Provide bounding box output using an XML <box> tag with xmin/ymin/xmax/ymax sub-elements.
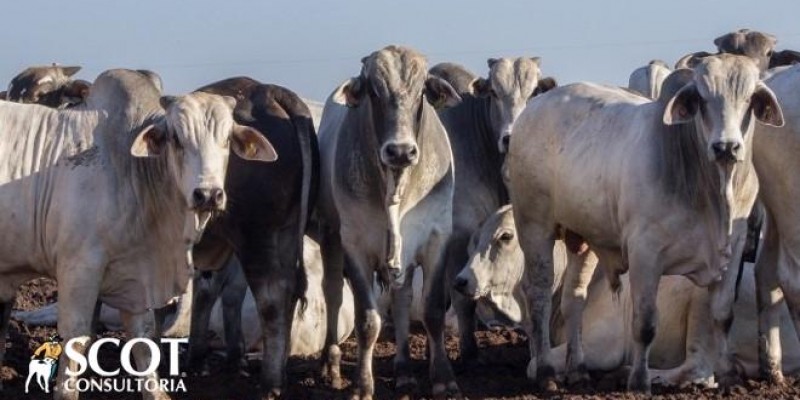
<box><xmin>192</xmin><ymin>189</ymin><xmax>209</xmax><ymax>207</ymax></box>
<box><xmin>211</xmin><ymin>188</ymin><xmax>225</xmax><ymax>206</ymax></box>
<box><xmin>408</xmin><ymin>146</ymin><xmax>418</xmax><ymax>159</ymax></box>
<box><xmin>501</xmin><ymin>135</ymin><xmax>511</xmax><ymax>150</ymax></box>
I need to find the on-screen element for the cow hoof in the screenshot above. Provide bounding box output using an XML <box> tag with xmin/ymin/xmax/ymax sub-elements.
<box><xmin>145</xmin><ymin>392</ymin><xmax>172</xmax><ymax>400</ymax></box>
<box><xmin>537</xmin><ymin>376</ymin><xmax>559</xmax><ymax>393</ymax></box>
<box><xmin>321</xmin><ymin>366</ymin><xmax>345</xmax><ymax>390</ymax></box>
<box><xmin>349</xmin><ymin>392</ymin><xmax>373</xmax><ymax>400</ymax></box>
<box><xmin>432</xmin><ymin>381</ymin><xmax>462</xmax><ymax>400</ymax></box>
<box><xmin>717</xmin><ymin>372</ymin><xmax>743</xmax><ymax>390</ymax></box>
<box><xmin>765</xmin><ymin>370</ymin><xmax>785</xmax><ymax>386</ymax></box>
<box><xmin>627</xmin><ymin>373</ymin><xmax>651</xmax><ymax>394</ymax></box>
<box><xmin>261</xmin><ymin>388</ymin><xmax>282</xmax><ymax>400</ymax></box>
<box><xmin>566</xmin><ymin>365</ymin><xmax>591</xmax><ymax>388</ymax></box>
<box><xmin>396</xmin><ymin>375</ymin><xmax>418</xmax><ymax>391</ymax></box>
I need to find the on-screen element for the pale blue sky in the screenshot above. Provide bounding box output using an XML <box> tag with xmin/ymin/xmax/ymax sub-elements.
<box><xmin>2</xmin><ymin>1</ymin><xmax>798</xmax><ymax>101</ymax></box>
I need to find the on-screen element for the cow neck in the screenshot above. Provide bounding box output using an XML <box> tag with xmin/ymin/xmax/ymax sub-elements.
<box><xmin>378</xmin><ymin>97</ymin><xmax>426</xmax><ymax>275</ymax></box>
<box><xmin>479</xmin><ymin>97</ymin><xmax>510</xmax><ymax>203</ymax></box>
<box><xmin>655</xmin><ymin>113</ymin><xmax>754</xmax><ymax>274</ymax></box>
<box><xmin>103</xmin><ymin>109</ymin><xmax>188</xmax><ymax>309</ymax></box>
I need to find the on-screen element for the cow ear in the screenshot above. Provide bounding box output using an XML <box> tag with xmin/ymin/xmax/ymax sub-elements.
<box><xmin>663</xmin><ymin>82</ymin><xmax>700</xmax><ymax>125</ymax></box>
<box><xmin>487</xmin><ymin>58</ymin><xmax>499</xmax><ymax>69</ymax></box>
<box><xmin>532</xmin><ymin>77</ymin><xmax>557</xmax><ymax>97</ymax></box>
<box><xmin>425</xmin><ymin>75</ymin><xmax>461</xmax><ymax>109</ymax></box>
<box><xmin>752</xmin><ymin>82</ymin><xmax>784</xmax><ymax>127</ymax></box>
<box><xmin>62</xmin><ymin>80</ymin><xmax>91</xmax><ymax>101</ymax></box>
<box><xmin>334</xmin><ymin>78</ymin><xmax>365</xmax><ymax>108</ymax></box>
<box><xmin>131</xmin><ymin>123</ymin><xmax>168</xmax><ymax>157</ymax></box>
<box><xmin>231</xmin><ymin>124</ymin><xmax>277</xmax><ymax>162</ymax></box>
<box><xmin>470</xmin><ymin>78</ymin><xmax>492</xmax><ymax>97</ymax></box>
<box><xmin>675</xmin><ymin>51</ymin><xmax>712</xmax><ymax>70</ymax></box>
<box><xmin>60</xmin><ymin>66</ymin><xmax>81</xmax><ymax>77</ymax></box>
<box><xmin>160</xmin><ymin>95</ymin><xmax>178</xmax><ymax>110</ymax></box>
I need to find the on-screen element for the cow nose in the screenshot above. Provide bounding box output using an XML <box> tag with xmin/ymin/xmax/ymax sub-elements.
<box><xmin>453</xmin><ymin>277</ymin><xmax>468</xmax><ymax>294</ymax></box>
<box><xmin>192</xmin><ymin>188</ymin><xmax>225</xmax><ymax>210</ymax></box>
<box><xmin>382</xmin><ymin>142</ymin><xmax>419</xmax><ymax>168</ymax></box>
<box><xmin>711</xmin><ymin>140</ymin><xmax>742</xmax><ymax>162</ymax></box>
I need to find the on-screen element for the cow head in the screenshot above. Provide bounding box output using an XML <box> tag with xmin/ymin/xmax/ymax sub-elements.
<box><xmin>6</xmin><ymin>65</ymin><xmax>88</xmax><ymax>108</ymax></box>
<box><xmin>455</xmin><ymin>205</ymin><xmax>523</xmax><ymax>298</ymax></box>
<box><xmin>131</xmin><ymin>92</ymin><xmax>277</xmax><ymax>242</ymax></box>
<box><xmin>714</xmin><ymin>29</ymin><xmax>777</xmax><ymax>72</ymax></box>
<box><xmin>338</xmin><ymin>45</ymin><xmax>461</xmax><ymax>170</ymax></box>
<box><xmin>664</xmin><ymin>55</ymin><xmax>784</xmax><ymax>164</ymax></box>
<box><xmin>471</xmin><ymin>57</ymin><xmax>557</xmax><ymax>153</ymax></box>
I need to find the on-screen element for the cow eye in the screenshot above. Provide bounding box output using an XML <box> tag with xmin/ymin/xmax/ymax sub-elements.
<box><xmin>172</xmin><ymin>135</ymin><xmax>183</xmax><ymax>149</ymax></box>
<box><xmin>498</xmin><ymin>231</ymin><xmax>514</xmax><ymax>242</ymax></box>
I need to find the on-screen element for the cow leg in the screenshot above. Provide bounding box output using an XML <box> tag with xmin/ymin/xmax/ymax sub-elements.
<box><xmin>444</xmin><ymin>234</ymin><xmax>478</xmax><ymax>363</ymax></box>
<box><xmin>650</xmin><ymin>287</ymin><xmax>715</xmax><ymax>387</ymax></box>
<box><xmin>54</xmin><ymin>261</ymin><xmax>102</xmax><ymax>400</ymax></box>
<box><xmin>344</xmin><ymin>255</ymin><xmax>381</xmax><ymax>400</ymax></box>
<box><xmin>756</xmin><ymin>212</ymin><xmax>785</xmax><ymax>384</ymax></box>
<box><xmin>241</xmin><ymin>229</ymin><xmax>298</xmax><ymax>399</ymax></box>
<box><xmin>221</xmin><ymin>261</ymin><xmax>247</xmax><ymax>368</ymax></box>
<box><xmin>421</xmin><ymin>230</ymin><xmax>460</xmax><ymax>398</ymax></box>
<box><xmin>626</xmin><ymin>249</ymin><xmax>661</xmax><ymax>393</ymax></box>
<box><xmin>188</xmin><ymin>269</ymin><xmax>223</xmax><ymax>373</ymax></box>
<box><xmin>391</xmin><ymin>268</ymin><xmax>416</xmax><ymax>391</ymax></box>
<box><xmin>560</xmin><ymin>247</ymin><xmax>598</xmax><ymax>386</ymax></box>
<box><xmin>516</xmin><ymin>230</ymin><xmax>557</xmax><ymax>390</ymax></box>
<box><xmin>0</xmin><ymin>296</ymin><xmax>13</xmax><ymax>391</ymax></box>
<box><xmin>709</xmin><ymin>226</ymin><xmax>747</xmax><ymax>388</ymax></box>
<box><xmin>320</xmin><ymin>228</ymin><xmax>346</xmax><ymax>389</ymax></box>
<box><xmin>775</xmin><ymin>241</ymin><xmax>800</xmax><ymax>381</ymax></box>
<box><xmin>119</xmin><ymin>311</ymin><xmax>171</xmax><ymax>400</ymax></box>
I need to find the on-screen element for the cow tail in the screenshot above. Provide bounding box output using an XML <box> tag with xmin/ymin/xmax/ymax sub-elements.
<box><xmin>294</xmin><ymin>114</ymin><xmax>314</xmax><ymax>316</ymax></box>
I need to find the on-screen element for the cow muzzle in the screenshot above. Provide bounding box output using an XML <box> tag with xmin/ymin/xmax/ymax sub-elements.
<box><xmin>381</xmin><ymin>141</ymin><xmax>419</xmax><ymax>169</ymax></box>
<box><xmin>191</xmin><ymin>187</ymin><xmax>226</xmax><ymax>211</ymax></box>
<box><xmin>710</xmin><ymin>139</ymin><xmax>743</xmax><ymax>163</ymax></box>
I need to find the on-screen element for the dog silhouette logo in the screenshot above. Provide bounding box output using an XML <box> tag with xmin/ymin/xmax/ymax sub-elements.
<box><xmin>25</xmin><ymin>334</ymin><xmax>63</xmax><ymax>393</ymax></box>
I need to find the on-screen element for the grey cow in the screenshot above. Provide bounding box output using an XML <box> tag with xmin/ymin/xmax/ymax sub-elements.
<box><xmin>317</xmin><ymin>45</ymin><xmax>461</xmax><ymax>399</ymax></box>
<box><xmin>507</xmin><ymin>56</ymin><xmax>783</xmax><ymax>392</ymax></box>
<box><xmin>428</xmin><ymin>58</ymin><xmax>556</xmax><ymax>362</ymax></box>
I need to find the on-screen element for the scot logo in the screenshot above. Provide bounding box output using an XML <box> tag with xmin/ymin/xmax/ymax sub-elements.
<box><xmin>25</xmin><ymin>334</ymin><xmax>188</xmax><ymax>395</ymax></box>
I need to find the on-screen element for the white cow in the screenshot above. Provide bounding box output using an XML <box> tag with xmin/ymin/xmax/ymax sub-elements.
<box><xmin>628</xmin><ymin>60</ymin><xmax>672</xmax><ymax>99</ymax></box>
<box><xmin>0</xmin><ymin>69</ymin><xmax>276</xmax><ymax>400</ymax></box>
<box><xmin>752</xmin><ymin>63</ymin><xmax>800</xmax><ymax>383</ymax></box>
<box><xmin>456</xmin><ymin>206</ymin><xmax>800</xmax><ymax>386</ymax></box>
<box><xmin>507</xmin><ymin>55</ymin><xmax>784</xmax><ymax>392</ymax></box>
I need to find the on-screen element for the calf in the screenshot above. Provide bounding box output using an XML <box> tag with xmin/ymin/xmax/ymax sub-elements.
<box><xmin>428</xmin><ymin>59</ymin><xmax>556</xmax><ymax>362</ymax></box>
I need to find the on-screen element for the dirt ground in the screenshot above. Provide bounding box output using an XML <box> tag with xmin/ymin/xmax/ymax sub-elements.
<box><xmin>3</xmin><ymin>279</ymin><xmax>800</xmax><ymax>400</ymax></box>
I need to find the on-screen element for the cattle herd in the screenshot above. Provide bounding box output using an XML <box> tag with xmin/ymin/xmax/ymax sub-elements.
<box><xmin>3</xmin><ymin>27</ymin><xmax>800</xmax><ymax>400</ymax></box>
